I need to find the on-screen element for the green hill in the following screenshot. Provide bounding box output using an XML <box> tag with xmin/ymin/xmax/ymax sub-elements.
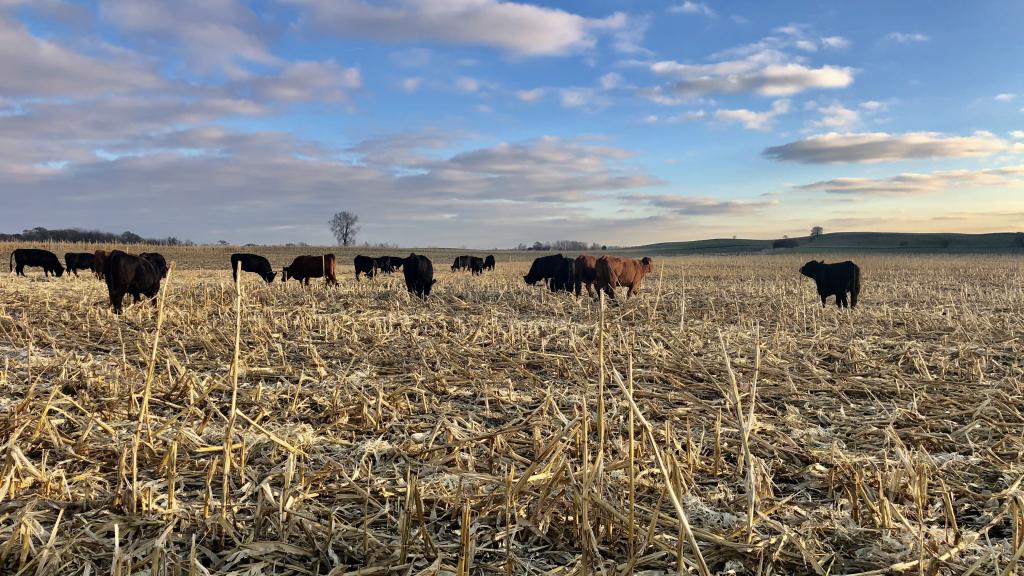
<box><xmin>623</xmin><ymin>232</ymin><xmax>1024</xmax><ymax>255</ymax></box>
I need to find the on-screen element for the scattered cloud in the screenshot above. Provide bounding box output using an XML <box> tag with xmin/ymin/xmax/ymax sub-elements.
<box><xmin>283</xmin><ymin>0</ymin><xmax>634</xmax><ymax>57</ymax></box>
<box><xmin>1011</xmin><ymin>130</ymin><xmax>1024</xmax><ymax>140</ymax></box>
<box><xmin>559</xmin><ymin>87</ymin><xmax>609</xmax><ymax>110</ymax></box>
<box><xmin>764</xmin><ymin>131</ymin><xmax>1014</xmax><ymax>163</ymax></box>
<box><xmin>886</xmin><ymin>31</ymin><xmax>929</xmax><ymax>44</ymax></box>
<box><xmin>669</xmin><ymin>2</ymin><xmax>716</xmax><ymax>17</ymax></box>
<box><xmin>600</xmin><ymin>72</ymin><xmax>624</xmax><ymax>90</ymax></box>
<box><xmin>456</xmin><ymin>76</ymin><xmax>481</xmax><ymax>93</ymax></box>
<box><xmin>995</xmin><ymin>93</ymin><xmax>1017</xmax><ymax>102</ymax></box>
<box><xmin>643</xmin><ymin>110</ymin><xmax>706</xmax><ymax>124</ymax></box>
<box><xmin>250</xmin><ymin>60</ymin><xmax>361</xmax><ymax>103</ymax></box>
<box><xmin>400</xmin><ymin>77</ymin><xmax>422</xmax><ymax>93</ymax></box>
<box><xmin>626</xmin><ymin>193</ymin><xmax>779</xmax><ymax>215</ymax></box>
<box><xmin>820</xmin><ymin>36</ymin><xmax>850</xmax><ymax>49</ymax></box>
<box><xmin>796</xmin><ymin>166</ymin><xmax>1024</xmax><ymax>195</ymax></box>
<box><xmin>714</xmin><ymin>99</ymin><xmax>790</xmax><ymax>130</ymax></box>
<box><xmin>808</xmin><ymin>102</ymin><xmax>860</xmax><ymax>130</ymax></box>
<box><xmin>515</xmin><ymin>88</ymin><xmax>546</xmax><ymax>103</ymax></box>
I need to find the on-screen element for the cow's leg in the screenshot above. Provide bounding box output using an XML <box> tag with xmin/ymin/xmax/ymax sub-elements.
<box><xmin>110</xmin><ymin>290</ymin><xmax>124</xmax><ymax>314</ymax></box>
<box><xmin>849</xmin><ymin>288</ymin><xmax>858</xmax><ymax>308</ymax></box>
<box><xmin>835</xmin><ymin>293</ymin><xmax>845</xmax><ymax>308</ymax></box>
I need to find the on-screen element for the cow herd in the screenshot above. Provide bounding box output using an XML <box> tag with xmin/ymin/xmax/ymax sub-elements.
<box><xmin>8</xmin><ymin>246</ymin><xmax>863</xmax><ymax>314</ymax></box>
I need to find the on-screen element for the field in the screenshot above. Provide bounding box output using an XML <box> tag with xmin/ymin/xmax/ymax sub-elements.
<box><xmin>1</xmin><ymin>244</ymin><xmax>1023</xmax><ymax>575</ymax></box>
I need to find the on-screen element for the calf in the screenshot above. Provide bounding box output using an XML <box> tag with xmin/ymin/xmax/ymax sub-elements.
<box><xmin>64</xmin><ymin>252</ymin><xmax>96</xmax><ymax>277</ymax></box>
<box><xmin>10</xmin><ymin>248</ymin><xmax>64</xmax><ymax>278</ymax></box>
<box><xmin>354</xmin><ymin>255</ymin><xmax>375</xmax><ymax>280</ymax></box>
<box><xmin>595</xmin><ymin>256</ymin><xmax>653</xmax><ymax>299</ymax></box>
<box><xmin>283</xmin><ymin>254</ymin><xmax>338</xmax><ymax>285</ymax></box>
<box><xmin>105</xmin><ymin>250</ymin><xmax>162</xmax><ymax>314</ymax></box>
<box><xmin>403</xmin><ymin>253</ymin><xmax>436</xmax><ymax>298</ymax></box>
<box><xmin>230</xmin><ymin>253</ymin><xmax>275</xmax><ymax>283</ymax></box>
<box><xmin>799</xmin><ymin>260</ymin><xmax>861</xmax><ymax>308</ymax></box>
<box><xmin>483</xmin><ymin>254</ymin><xmax>495</xmax><ymax>271</ymax></box>
<box><xmin>573</xmin><ymin>255</ymin><xmax>598</xmax><ymax>297</ymax></box>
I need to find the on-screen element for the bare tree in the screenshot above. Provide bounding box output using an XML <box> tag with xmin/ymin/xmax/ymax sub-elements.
<box><xmin>329</xmin><ymin>211</ymin><xmax>360</xmax><ymax>246</ymax></box>
<box><xmin>810</xmin><ymin>226</ymin><xmax>824</xmax><ymax>237</ymax></box>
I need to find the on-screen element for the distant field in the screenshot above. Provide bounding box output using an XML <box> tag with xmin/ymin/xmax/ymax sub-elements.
<box><xmin>632</xmin><ymin>231</ymin><xmax>1024</xmax><ymax>255</ymax></box>
<box><xmin>1</xmin><ymin>248</ymin><xmax>1023</xmax><ymax>574</ymax></box>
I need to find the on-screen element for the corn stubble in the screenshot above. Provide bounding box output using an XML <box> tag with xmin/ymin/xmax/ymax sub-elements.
<box><xmin>1</xmin><ymin>247</ymin><xmax>1023</xmax><ymax>575</ymax></box>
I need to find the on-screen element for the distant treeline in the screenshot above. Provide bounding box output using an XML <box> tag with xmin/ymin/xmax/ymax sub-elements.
<box><xmin>0</xmin><ymin>227</ymin><xmax>194</xmax><ymax>246</ymax></box>
<box><xmin>516</xmin><ymin>240</ymin><xmax>610</xmax><ymax>251</ymax></box>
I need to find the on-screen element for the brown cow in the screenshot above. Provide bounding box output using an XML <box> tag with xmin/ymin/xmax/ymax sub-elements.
<box><xmin>94</xmin><ymin>250</ymin><xmax>111</xmax><ymax>280</ymax></box>
<box><xmin>594</xmin><ymin>256</ymin><xmax>653</xmax><ymax>299</ymax></box>
<box><xmin>573</xmin><ymin>255</ymin><xmax>598</xmax><ymax>297</ymax></box>
<box><xmin>282</xmin><ymin>254</ymin><xmax>338</xmax><ymax>286</ymax></box>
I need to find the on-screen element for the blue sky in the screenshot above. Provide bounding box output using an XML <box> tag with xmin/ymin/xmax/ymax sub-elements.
<box><xmin>1</xmin><ymin>0</ymin><xmax>1022</xmax><ymax>247</ymax></box>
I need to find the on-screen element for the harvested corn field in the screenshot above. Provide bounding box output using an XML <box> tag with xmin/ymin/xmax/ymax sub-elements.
<box><xmin>1</xmin><ymin>249</ymin><xmax>1023</xmax><ymax>575</ymax></box>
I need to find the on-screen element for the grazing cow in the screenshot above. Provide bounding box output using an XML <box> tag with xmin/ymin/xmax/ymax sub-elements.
<box><xmin>385</xmin><ymin>256</ymin><xmax>404</xmax><ymax>272</ymax></box>
<box><xmin>799</xmin><ymin>260</ymin><xmax>861</xmax><ymax>308</ymax></box>
<box><xmin>595</xmin><ymin>256</ymin><xmax>653</xmax><ymax>299</ymax></box>
<box><xmin>483</xmin><ymin>255</ymin><xmax>495</xmax><ymax>271</ymax></box>
<box><xmin>549</xmin><ymin>256</ymin><xmax>577</xmax><ymax>293</ymax></box>
<box><xmin>403</xmin><ymin>253</ymin><xmax>435</xmax><ymax>298</ymax></box>
<box><xmin>10</xmin><ymin>248</ymin><xmax>64</xmax><ymax>278</ymax></box>
<box><xmin>523</xmin><ymin>254</ymin><xmax>567</xmax><ymax>288</ymax></box>
<box><xmin>451</xmin><ymin>255</ymin><xmax>473</xmax><ymax>272</ymax></box>
<box><xmin>139</xmin><ymin>252</ymin><xmax>168</xmax><ymax>278</ymax></box>
<box><xmin>573</xmin><ymin>255</ymin><xmax>598</xmax><ymax>297</ymax></box>
<box><xmin>105</xmin><ymin>250</ymin><xmax>162</xmax><ymax>314</ymax></box>
<box><xmin>230</xmin><ymin>253</ymin><xmax>275</xmax><ymax>283</ymax></box>
<box><xmin>64</xmin><ymin>252</ymin><xmax>96</xmax><ymax>277</ymax></box>
<box><xmin>94</xmin><ymin>250</ymin><xmax>111</xmax><ymax>279</ymax></box>
<box><xmin>283</xmin><ymin>254</ymin><xmax>338</xmax><ymax>285</ymax></box>
<box><xmin>374</xmin><ymin>256</ymin><xmax>400</xmax><ymax>275</ymax></box>
<box><xmin>468</xmin><ymin>256</ymin><xmax>484</xmax><ymax>276</ymax></box>
<box><xmin>354</xmin><ymin>255</ymin><xmax>375</xmax><ymax>280</ymax></box>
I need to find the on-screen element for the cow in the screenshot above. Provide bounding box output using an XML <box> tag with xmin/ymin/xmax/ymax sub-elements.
<box><xmin>94</xmin><ymin>250</ymin><xmax>111</xmax><ymax>280</ymax></box>
<box><xmin>283</xmin><ymin>254</ymin><xmax>338</xmax><ymax>285</ymax></box>
<box><xmin>403</xmin><ymin>253</ymin><xmax>435</xmax><ymax>298</ymax></box>
<box><xmin>799</xmin><ymin>260</ymin><xmax>861</xmax><ymax>308</ymax></box>
<box><xmin>594</xmin><ymin>256</ymin><xmax>653</xmax><ymax>299</ymax></box>
<box><xmin>64</xmin><ymin>252</ymin><xmax>96</xmax><ymax>277</ymax></box>
<box><xmin>451</xmin><ymin>255</ymin><xmax>473</xmax><ymax>272</ymax></box>
<box><xmin>10</xmin><ymin>248</ymin><xmax>64</xmax><ymax>278</ymax></box>
<box><xmin>105</xmin><ymin>250</ymin><xmax>162</xmax><ymax>314</ymax></box>
<box><xmin>573</xmin><ymin>255</ymin><xmax>598</xmax><ymax>297</ymax></box>
<box><xmin>523</xmin><ymin>254</ymin><xmax>567</xmax><ymax>288</ymax></box>
<box><xmin>230</xmin><ymin>253</ymin><xmax>275</xmax><ymax>283</ymax></box>
<box><xmin>139</xmin><ymin>252</ymin><xmax>168</xmax><ymax>278</ymax></box>
<box><xmin>550</xmin><ymin>256</ymin><xmax>576</xmax><ymax>293</ymax></box>
<box><xmin>354</xmin><ymin>255</ymin><xmax>375</xmax><ymax>280</ymax></box>
<box><xmin>483</xmin><ymin>255</ymin><xmax>495</xmax><ymax>271</ymax></box>
<box><xmin>468</xmin><ymin>256</ymin><xmax>484</xmax><ymax>276</ymax></box>
<box><xmin>374</xmin><ymin>256</ymin><xmax>400</xmax><ymax>275</ymax></box>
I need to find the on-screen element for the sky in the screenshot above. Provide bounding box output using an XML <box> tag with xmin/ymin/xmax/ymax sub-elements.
<box><xmin>1</xmin><ymin>0</ymin><xmax>1023</xmax><ymax>247</ymax></box>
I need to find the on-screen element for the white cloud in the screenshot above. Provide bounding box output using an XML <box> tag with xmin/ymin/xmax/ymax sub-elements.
<box><xmin>714</xmin><ymin>99</ymin><xmax>789</xmax><ymax>130</ymax></box>
<box><xmin>669</xmin><ymin>2</ymin><xmax>716</xmax><ymax>17</ymax></box>
<box><xmin>995</xmin><ymin>93</ymin><xmax>1017</xmax><ymax>102</ymax></box>
<box><xmin>283</xmin><ymin>0</ymin><xmax>633</xmax><ymax>57</ymax></box>
<box><xmin>820</xmin><ymin>36</ymin><xmax>850</xmax><ymax>49</ymax></box>
<box><xmin>794</xmin><ymin>39</ymin><xmax>817</xmax><ymax>52</ymax></box>
<box><xmin>859</xmin><ymin>100</ymin><xmax>889</xmax><ymax>112</ymax></box>
<box><xmin>251</xmin><ymin>60</ymin><xmax>362</xmax><ymax>103</ymax></box>
<box><xmin>764</xmin><ymin>131</ymin><xmax>1014</xmax><ymax>163</ymax></box>
<box><xmin>559</xmin><ymin>88</ymin><xmax>609</xmax><ymax>110</ymax></box>
<box><xmin>401</xmin><ymin>77</ymin><xmax>422</xmax><ymax>93</ymax></box>
<box><xmin>515</xmin><ymin>88</ymin><xmax>546</xmax><ymax>103</ymax></box>
<box><xmin>599</xmin><ymin>72</ymin><xmax>624</xmax><ymax>90</ymax></box>
<box><xmin>1010</xmin><ymin>130</ymin><xmax>1024</xmax><ymax>140</ymax></box>
<box><xmin>456</xmin><ymin>76</ymin><xmax>480</xmax><ymax>93</ymax></box>
<box><xmin>809</xmin><ymin>102</ymin><xmax>860</xmax><ymax>130</ymax></box>
<box><xmin>796</xmin><ymin>166</ymin><xmax>1024</xmax><ymax>195</ymax></box>
<box><xmin>627</xmin><ymin>193</ymin><xmax>779</xmax><ymax>215</ymax></box>
<box><xmin>643</xmin><ymin>110</ymin><xmax>706</xmax><ymax>124</ymax></box>
<box><xmin>886</xmin><ymin>32</ymin><xmax>929</xmax><ymax>44</ymax></box>
<box><xmin>650</xmin><ymin>49</ymin><xmax>854</xmax><ymax>97</ymax></box>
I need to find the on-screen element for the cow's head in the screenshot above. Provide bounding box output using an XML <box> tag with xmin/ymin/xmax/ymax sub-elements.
<box><xmin>54</xmin><ymin>266</ymin><xmax>65</xmax><ymax>277</ymax></box>
<box><xmin>640</xmin><ymin>257</ymin><xmax>653</xmax><ymax>273</ymax></box>
<box><xmin>799</xmin><ymin>260</ymin><xmax>825</xmax><ymax>279</ymax></box>
<box><xmin>264</xmin><ymin>271</ymin><xmax>277</xmax><ymax>283</ymax></box>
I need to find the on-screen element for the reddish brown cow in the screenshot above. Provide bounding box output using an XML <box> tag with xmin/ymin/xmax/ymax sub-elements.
<box><xmin>94</xmin><ymin>250</ymin><xmax>111</xmax><ymax>280</ymax></box>
<box><xmin>594</xmin><ymin>256</ymin><xmax>653</xmax><ymax>299</ymax></box>
<box><xmin>282</xmin><ymin>254</ymin><xmax>338</xmax><ymax>286</ymax></box>
<box><xmin>573</xmin><ymin>255</ymin><xmax>598</xmax><ymax>297</ymax></box>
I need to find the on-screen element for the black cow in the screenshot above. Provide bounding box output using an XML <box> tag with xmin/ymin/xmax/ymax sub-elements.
<box><xmin>403</xmin><ymin>253</ymin><xmax>435</xmax><ymax>298</ymax></box>
<box><xmin>105</xmin><ymin>250</ymin><xmax>162</xmax><ymax>314</ymax></box>
<box><xmin>64</xmin><ymin>252</ymin><xmax>96</xmax><ymax>277</ymax></box>
<box><xmin>10</xmin><ymin>248</ymin><xmax>64</xmax><ymax>278</ymax></box>
<box><xmin>468</xmin><ymin>256</ymin><xmax>484</xmax><ymax>276</ymax></box>
<box><xmin>483</xmin><ymin>255</ymin><xmax>495</xmax><ymax>271</ymax></box>
<box><xmin>354</xmin><ymin>255</ymin><xmax>375</xmax><ymax>280</ymax></box>
<box><xmin>799</xmin><ymin>260</ymin><xmax>861</xmax><ymax>308</ymax></box>
<box><xmin>549</xmin><ymin>257</ymin><xmax>576</xmax><ymax>293</ymax></box>
<box><xmin>523</xmin><ymin>254</ymin><xmax>566</xmax><ymax>288</ymax></box>
<box><xmin>374</xmin><ymin>256</ymin><xmax>400</xmax><ymax>275</ymax></box>
<box><xmin>451</xmin><ymin>255</ymin><xmax>473</xmax><ymax>272</ymax></box>
<box><xmin>385</xmin><ymin>256</ymin><xmax>404</xmax><ymax>271</ymax></box>
<box><xmin>139</xmin><ymin>252</ymin><xmax>169</xmax><ymax>278</ymax></box>
<box><xmin>230</xmin><ymin>253</ymin><xmax>275</xmax><ymax>283</ymax></box>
